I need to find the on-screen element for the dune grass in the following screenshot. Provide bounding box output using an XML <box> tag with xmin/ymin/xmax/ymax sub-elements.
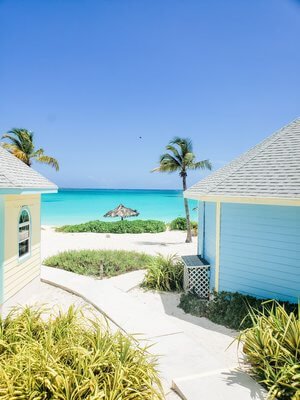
<box><xmin>44</xmin><ymin>249</ymin><xmax>155</xmax><ymax>278</ymax></box>
<box><xmin>0</xmin><ymin>306</ymin><xmax>164</xmax><ymax>399</ymax></box>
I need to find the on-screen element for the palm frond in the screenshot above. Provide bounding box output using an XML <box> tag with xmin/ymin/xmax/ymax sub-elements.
<box><xmin>1</xmin><ymin>143</ymin><xmax>29</xmax><ymax>164</ymax></box>
<box><xmin>7</xmin><ymin>128</ymin><xmax>32</xmax><ymax>144</ymax></box>
<box><xmin>1</xmin><ymin>134</ymin><xmax>24</xmax><ymax>150</ymax></box>
<box><xmin>191</xmin><ymin>159</ymin><xmax>212</xmax><ymax>170</ymax></box>
<box><xmin>1</xmin><ymin>142</ymin><xmax>16</xmax><ymax>152</ymax></box>
<box><xmin>170</xmin><ymin>137</ymin><xmax>193</xmax><ymax>155</ymax></box>
<box><xmin>159</xmin><ymin>153</ymin><xmax>181</xmax><ymax>165</ymax></box>
<box><xmin>33</xmin><ymin>148</ymin><xmax>45</xmax><ymax>157</ymax></box>
<box><xmin>2</xmin><ymin>129</ymin><xmax>35</xmax><ymax>157</ymax></box>
<box><xmin>35</xmin><ymin>155</ymin><xmax>60</xmax><ymax>171</ymax></box>
<box><xmin>183</xmin><ymin>152</ymin><xmax>195</xmax><ymax>166</ymax></box>
<box><xmin>152</xmin><ymin>153</ymin><xmax>181</xmax><ymax>173</ymax></box>
<box><xmin>151</xmin><ymin>163</ymin><xmax>180</xmax><ymax>173</ymax></box>
<box><xmin>165</xmin><ymin>145</ymin><xmax>182</xmax><ymax>165</ymax></box>
<box><xmin>2</xmin><ymin>128</ymin><xmax>59</xmax><ymax>171</ymax></box>
<box><xmin>152</xmin><ymin>136</ymin><xmax>211</xmax><ymax>178</ymax></box>
<box><xmin>153</xmin><ymin>165</ymin><xmax>179</xmax><ymax>173</ymax></box>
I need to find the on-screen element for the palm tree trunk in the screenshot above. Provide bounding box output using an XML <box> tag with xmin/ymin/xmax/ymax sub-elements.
<box><xmin>182</xmin><ymin>174</ymin><xmax>192</xmax><ymax>243</ymax></box>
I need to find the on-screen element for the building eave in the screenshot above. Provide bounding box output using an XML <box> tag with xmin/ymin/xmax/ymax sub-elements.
<box><xmin>184</xmin><ymin>192</ymin><xmax>300</xmax><ymax>207</ymax></box>
<box><xmin>0</xmin><ymin>188</ymin><xmax>58</xmax><ymax>195</ymax></box>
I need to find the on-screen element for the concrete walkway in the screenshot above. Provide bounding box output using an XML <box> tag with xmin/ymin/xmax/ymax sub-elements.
<box><xmin>41</xmin><ymin>266</ymin><xmax>266</xmax><ymax>400</ymax></box>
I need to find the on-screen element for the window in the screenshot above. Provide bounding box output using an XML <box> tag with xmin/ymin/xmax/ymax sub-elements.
<box><xmin>19</xmin><ymin>209</ymin><xmax>30</xmax><ymax>258</ymax></box>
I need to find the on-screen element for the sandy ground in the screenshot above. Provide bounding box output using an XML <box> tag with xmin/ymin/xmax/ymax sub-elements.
<box><xmin>41</xmin><ymin>226</ymin><xmax>197</xmax><ymax>259</ymax></box>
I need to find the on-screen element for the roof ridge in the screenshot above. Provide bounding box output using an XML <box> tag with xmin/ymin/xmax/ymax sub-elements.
<box><xmin>188</xmin><ymin>118</ymin><xmax>300</xmax><ymax>194</ymax></box>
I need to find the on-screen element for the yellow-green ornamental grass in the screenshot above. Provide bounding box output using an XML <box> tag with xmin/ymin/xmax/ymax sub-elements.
<box><xmin>141</xmin><ymin>254</ymin><xmax>184</xmax><ymax>292</ymax></box>
<box><xmin>238</xmin><ymin>303</ymin><xmax>300</xmax><ymax>400</ymax></box>
<box><xmin>0</xmin><ymin>306</ymin><xmax>164</xmax><ymax>399</ymax></box>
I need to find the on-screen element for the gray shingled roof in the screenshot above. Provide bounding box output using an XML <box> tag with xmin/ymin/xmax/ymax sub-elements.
<box><xmin>0</xmin><ymin>146</ymin><xmax>57</xmax><ymax>191</ymax></box>
<box><xmin>185</xmin><ymin>118</ymin><xmax>300</xmax><ymax>199</ymax></box>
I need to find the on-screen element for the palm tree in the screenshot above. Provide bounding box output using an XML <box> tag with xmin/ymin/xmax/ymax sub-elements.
<box><xmin>152</xmin><ymin>137</ymin><xmax>211</xmax><ymax>243</ymax></box>
<box><xmin>1</xmin><ymin>128</ymin><xmax>59</xmax><ymax>171</ymax></box>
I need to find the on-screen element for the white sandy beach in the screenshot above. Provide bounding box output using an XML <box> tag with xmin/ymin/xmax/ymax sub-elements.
<box><xmin>41</xmin><ymin>225</ymin><xmax>197</xmax><ymax>260</ymax></box>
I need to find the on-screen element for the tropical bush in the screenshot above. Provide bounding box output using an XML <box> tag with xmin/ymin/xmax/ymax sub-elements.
<box><xmin>142</xmin><ymin>254</ymin><xmax>184</xmax><ymax>292</ymax></box>
<box><xmin>56</xmin><ymin>219</ymin><xmax>166</xmax><ymax>234</ymax></box>
<box><xmin>169</xmin><ymin>217</ymin><xmax>197</xmax><ymax>232</ymax></box>
<box><xmin>179</xmin><ymin>291</ymin><xmax>297</xmax><ymax>330</ymax></box>
<box><xmin>44</xmin><ymin>249</ymin><xmax>154</xmax><ymax>278</ymax></box>
<box><xmin>238</xmin><ymin>303</ymin><xmax>300</xmax><ymax>400</ymax></box>
<box><xmin>0</xmin><ymin>306</ymin><xmax>163</xmax><ymax>399</ymax></box>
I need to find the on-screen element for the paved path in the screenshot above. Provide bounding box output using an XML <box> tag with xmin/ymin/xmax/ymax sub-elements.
<box><xmin>41</xmin><ymin>267</ymin><xmax>266</xmax><ymax>400</ymax></box>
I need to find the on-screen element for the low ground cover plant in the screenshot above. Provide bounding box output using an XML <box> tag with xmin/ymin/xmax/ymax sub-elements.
<box><xmin>44</xmin><ymin>249</ymin><xmax>154</xmax><ymax>277</ymax></box>
<box><xmin>0</xmin><ymin>306</ymin><xmax>163</xmax><ymax>399</ymax></box>
<box><xmin>56</xmin><ymin>219</ymin><xmax>166</xmax><ymax>234</ymax></box>
<box><xmin>142</xmin><ymin>254</ymin><xmax>184</xmax><ymax>292</ymax></box>
<box><xmin>179</xmin><ymin>291</ymin><xmax>297</xmax><ymax>330</ymax></box>
<box><xmin>238</xmin><ymin>303</ymin><xmax>300</xmax><ymax>400</ymax></box>
<box><xmin>169</xmin><ymin>217</ymin><xmax>198</xmax><ymax>232</ymax></box>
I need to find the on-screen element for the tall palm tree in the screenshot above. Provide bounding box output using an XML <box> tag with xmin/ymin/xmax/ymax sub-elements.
<box><xmin>152</xmin><ymin>137</ymin><xmax>211</xmax><ymax>243</ymax></box>
<box><xmin>1</xmin><ymin>128</ymin><xmax>59</xmax><ymax>171</ymax></box>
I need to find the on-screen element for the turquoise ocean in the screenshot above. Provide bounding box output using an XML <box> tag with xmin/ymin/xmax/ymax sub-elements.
<box><xmin>41</xmin><ymin>189</ymin><xmax>197</xmax><ymax>226</ymax></box>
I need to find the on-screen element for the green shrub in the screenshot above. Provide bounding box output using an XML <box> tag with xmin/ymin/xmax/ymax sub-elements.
<box><xmin>179</xmin><ymin>291</ymin><xmax>297</xmax><ymax>331</ymax></box>
<box><xmin>179</xmin><ymin>292</ymin><xmax>209</xmax><ymax>318</ymax></box>
<box><xmin>56</xmin><ymin>219</ymin><xmax>166</xmax><ymax>234</ymax></box>
<box><xmin>169</xmin><ymin>217</ymin><xmax>198</xmax><ymax>231</ymax></box>
<box><xmin>0</xmin><ymin>306</ymin><xmax>163</xmax><ymax>399</ymax></box>
<box><xmin>142</xmin><ymin>254</ymin><xmax>184</xmax><ymax>292</ymax></box>
<box><xmin>207</xmin><ymin>292</ymin><xmax>266</xmax><ymax>329</ymax></box>
<box><xmin>238</xmin><ymin>303</ymin><xmax>300</xmax><ymax>400</ymax></box>
<box><xmin>44</xmin><ymin>249</ymin><xmax>154</xmax><ymax>278</ymax></box>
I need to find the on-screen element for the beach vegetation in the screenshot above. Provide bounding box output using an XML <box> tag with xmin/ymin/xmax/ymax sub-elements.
<box><xmin>1</xmin><ymin>128</ymin><xmax>59</xmax><ymax>170</ymax></box>
<box><xmin>142</xmin><ymin>254</ymin><xmax>184</xmax><ymax>292</ymax></box>
<box><xmin>169</xmin><ymin>217</ymin><xmax>198</xmax><ymax>232</ymax></box>
<box><xmin>238</xmin><ymin>303</ymin><xmax>300</xmax><ymax>400</ymax></box>
<box><xmin>56</xmin><ymin>219</ymin><xmax>166</xmax><ymax>233</ymax></box>
<box><xmin>179</xmin><ymin>291</ymin><xmax>297</xmax><ymax>331</ymax></box>
<box><xmin>0</xmin><ymin>306</ymin><xmax>163</xmax><ymax>399</ymax></box>
<box><xmin>152</xmin><ymin>137</ymin><xmax>211</xmax><ymax>243</ymax></box>
<box><xmin>44</xmin><ymin>249</ymin><xmax>154</xmax><ymax>277</ymax></box>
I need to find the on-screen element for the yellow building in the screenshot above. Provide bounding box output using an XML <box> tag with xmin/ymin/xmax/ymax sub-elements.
<box><xmin>0</xmin><ymin>147</ymin><xmax>57</xmax><ymax>305</ymax></box>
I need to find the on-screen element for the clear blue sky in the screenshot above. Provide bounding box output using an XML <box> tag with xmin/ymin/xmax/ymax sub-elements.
<box><xmin>1</xmin><ymin>0</ymin><xmax>300</xmax><ymax>189</ymax></box>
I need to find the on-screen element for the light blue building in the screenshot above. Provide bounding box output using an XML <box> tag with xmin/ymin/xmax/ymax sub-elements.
<box><xmin>185</xmin><ymin>119</ymin><xmax>300</xmax><ymax>303</ymax></box>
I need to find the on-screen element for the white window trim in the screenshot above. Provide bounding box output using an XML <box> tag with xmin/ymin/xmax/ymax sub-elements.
<box><xmin>18</xmin><ymin>208</ymin><xmax>31</xmax><ymax>261</ymax></box>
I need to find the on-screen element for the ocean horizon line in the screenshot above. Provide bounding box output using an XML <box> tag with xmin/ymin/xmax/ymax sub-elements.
<box><xmin>57</xmin><ymin>187</ymin><xmax>183</xmax><ymax>192</ymax></box>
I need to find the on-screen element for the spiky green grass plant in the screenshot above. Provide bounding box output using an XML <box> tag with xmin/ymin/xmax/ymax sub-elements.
<box><xmin>141</xmin><ymin>254</ymin><xmax>184</xmax><ymax>292</ymax></box>
<box><xmin>238</xmin><ymin>302</ymin><xmax>300</xmax><ymax>400</ymax></box>
<box><xmin>0</xmin><ymin>306</ymin><xmax>164</xmax><ymax>399</ymax></box>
